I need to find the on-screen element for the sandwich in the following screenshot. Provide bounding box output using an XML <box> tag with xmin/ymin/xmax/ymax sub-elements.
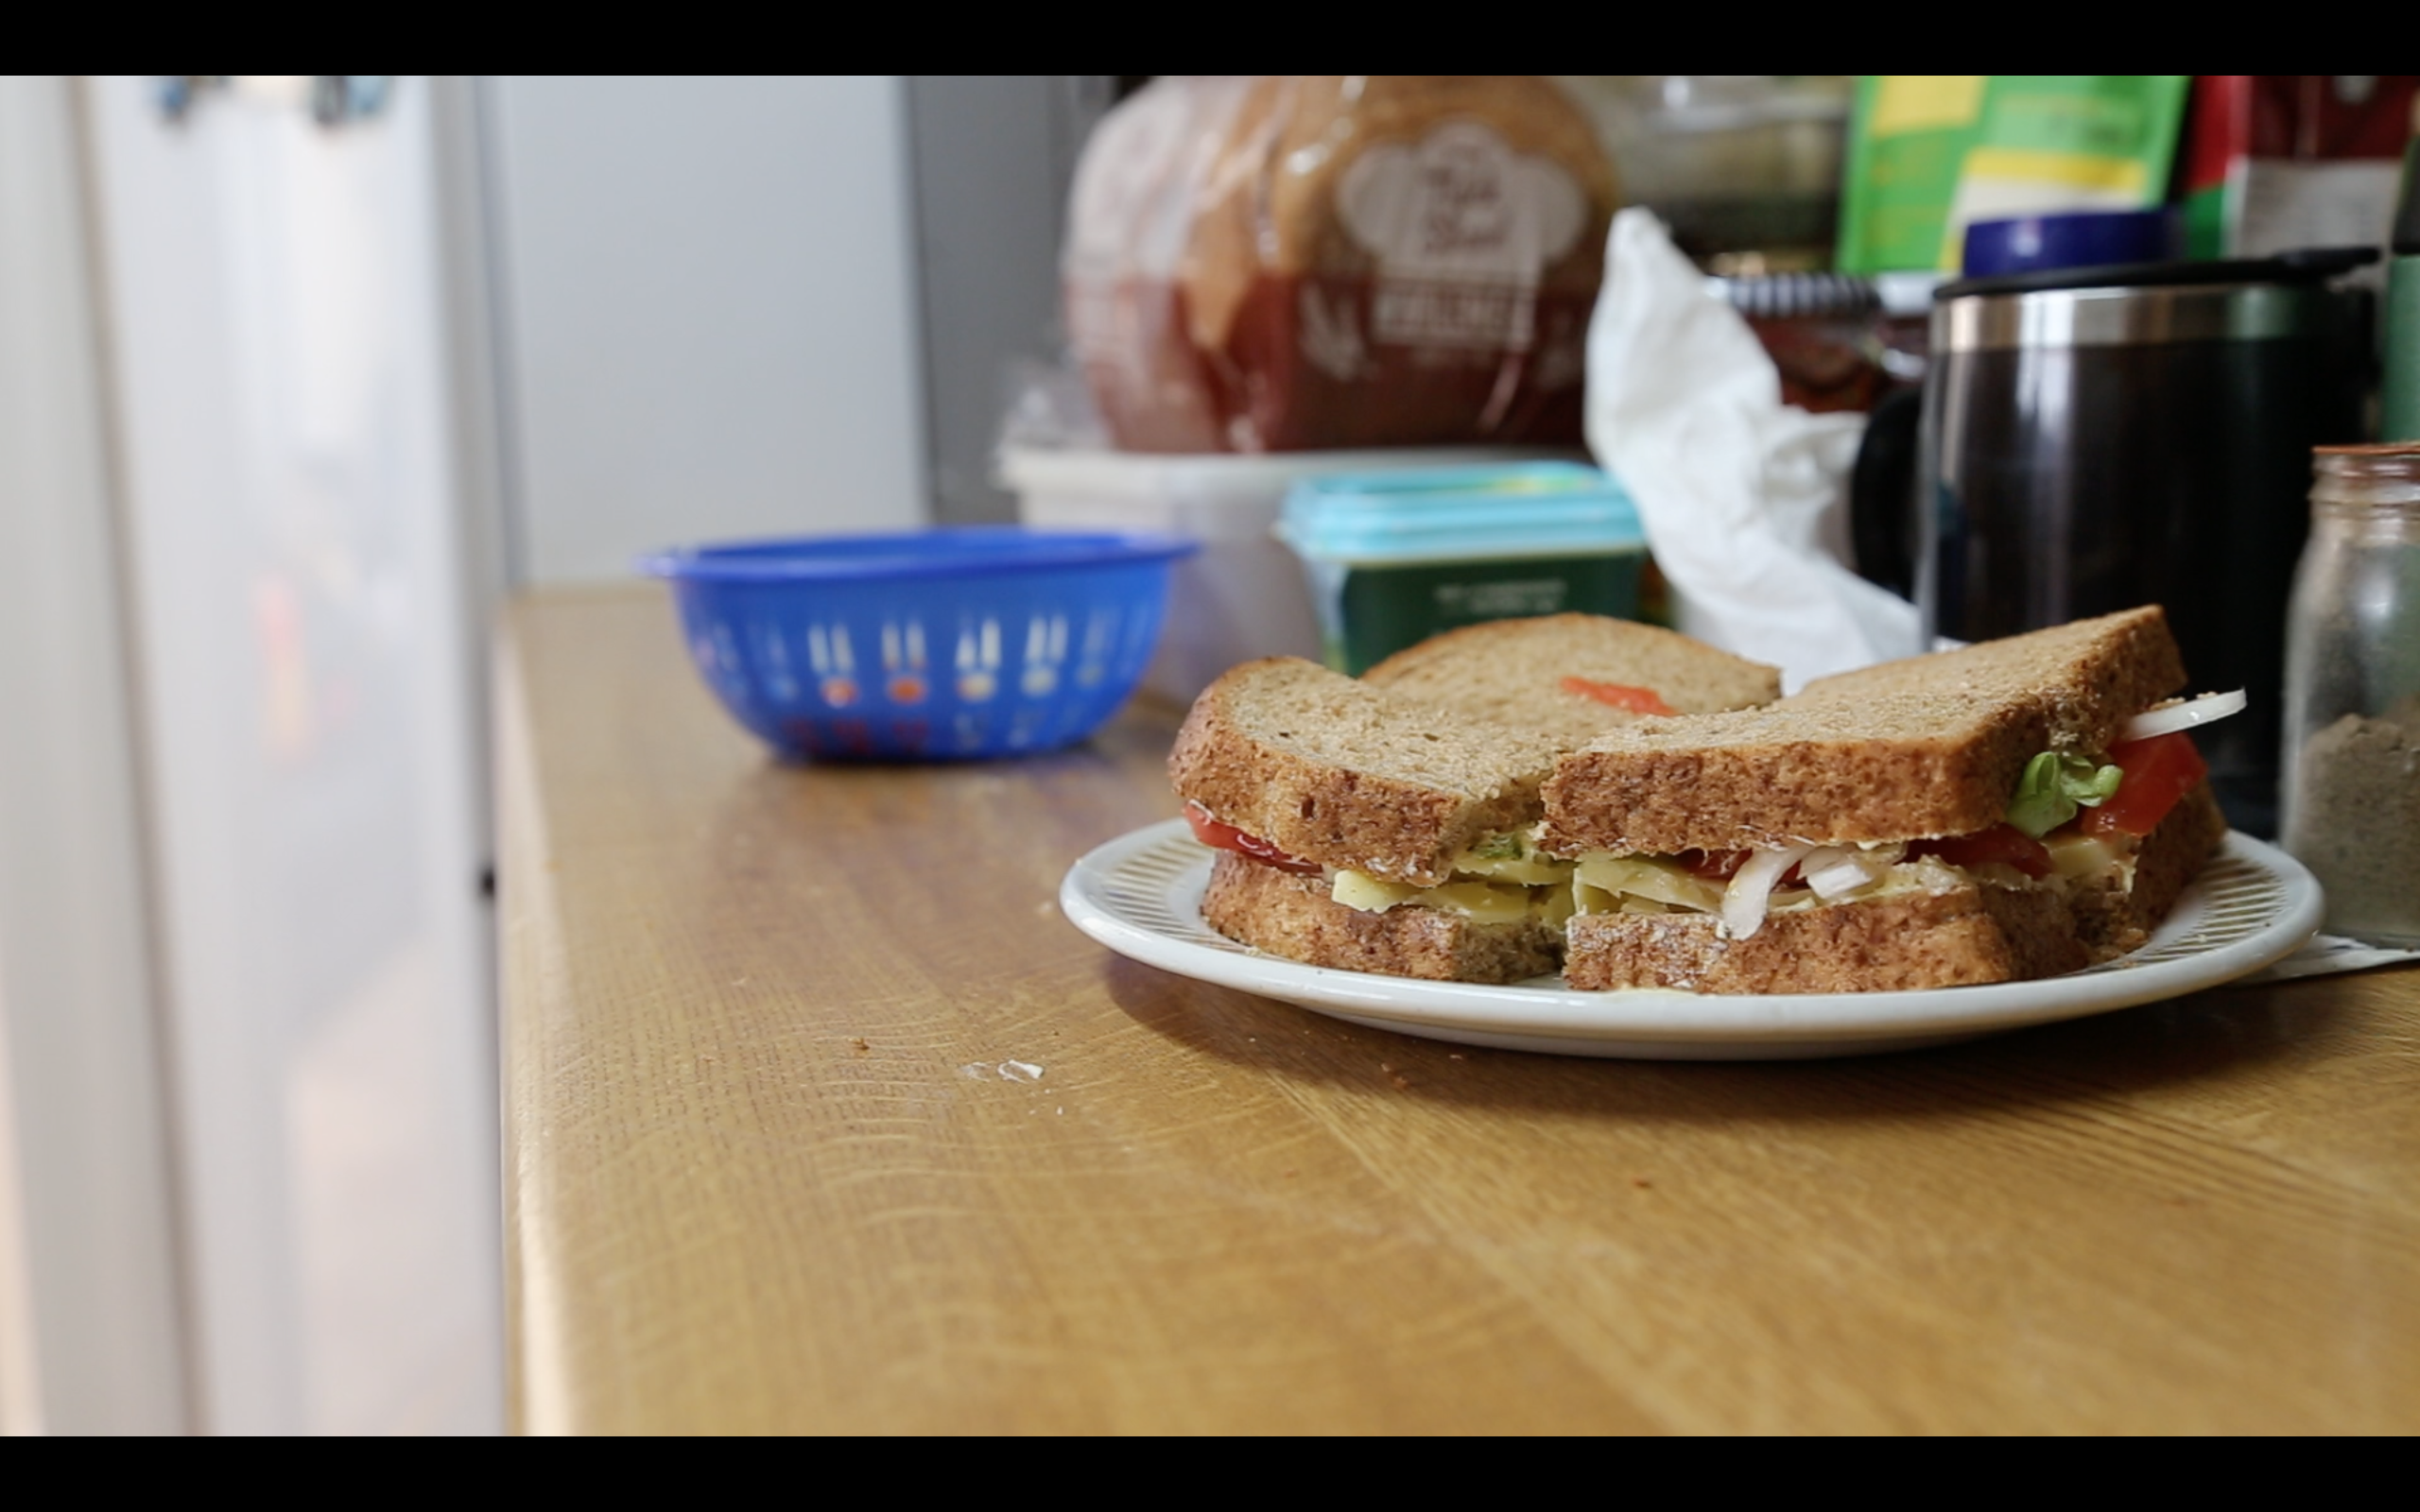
<box><xmin>1171</xmin><ymin>657</ymin><xmax>1575</xmax><ymax>982</ymax></box>
<box><xmin>1167</xmin><ymin>616</ymin><xmax>1785</xmax><ymax>983</ymax></box>
<box><xmin>1543</xmin><ymin>609</ymin><xmax>2231</xmax><ymax>991</ymax></box>
<box><xmin>1168</xmin><ymin>607</ymin><xmax>2233</xmax><ymax>994</ymax></box>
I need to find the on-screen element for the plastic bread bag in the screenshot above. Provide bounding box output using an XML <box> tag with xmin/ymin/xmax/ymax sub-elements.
<box><xmin>1063</xmin><ymin>77</ymin><xmax>1619</xmax><ymax>453</ymax></box>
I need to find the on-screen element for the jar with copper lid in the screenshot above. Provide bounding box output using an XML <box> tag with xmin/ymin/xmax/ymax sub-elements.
<box><xmin>2280</xmin><ymin>443</ymin><xmax>2420</xmax><ymax>945</ymax></box>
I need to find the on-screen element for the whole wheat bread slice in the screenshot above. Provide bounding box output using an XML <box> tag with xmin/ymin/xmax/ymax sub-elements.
<box><xmin>1361</xmin><ymin>614</ymin><xmax>1781</xmax><ymax>741</ymax></box>
<box><xmin>1167</xmin><ymin>657</ymin><xmax>1570</xmax><ymax>886</ymax></box>
<box><xmin>1564</xmin><ymin>876</ymin><xmax>2085</xmax><ymax>993</ymax></box>
<box><xmin>1200</xmin><ymin>851</ymin><xmax>1561</xmax><ymax>983</ymax></box>
<box><xmin>1541</xmin><ymin>607</ymin><xmax>2188</xmax><ymax>855</ymax></box>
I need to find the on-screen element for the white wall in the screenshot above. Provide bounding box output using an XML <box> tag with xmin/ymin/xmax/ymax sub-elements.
<box><xmin>483</xmin><ymin>76</ymin><xmax>931</xmax><ymax>582</ymax></box>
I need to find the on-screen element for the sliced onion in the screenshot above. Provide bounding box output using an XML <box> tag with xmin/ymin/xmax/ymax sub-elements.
<box><xmin>1721</xmin><ymin>843</ymin><xmax>1813</xmax><ymax>940</ymax></box>
<box><xmin>1800</xmin><ymin>846</ymin><xmax>1889</xmax><ymax>902</ymax></box>
<box><xmin>2121</xmin><ymin>689</ymin><xmax>2246</xmax><ymax>742</ymax></box>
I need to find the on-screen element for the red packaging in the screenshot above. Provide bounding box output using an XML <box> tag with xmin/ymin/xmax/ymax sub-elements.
<box><xmin>2181</xmin><ymin>75</ymin><xmax>2420</xmax><ymax>257</ymax></box>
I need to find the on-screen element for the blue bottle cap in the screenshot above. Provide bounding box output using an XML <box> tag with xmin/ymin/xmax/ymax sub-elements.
<box><xmin>1962</xmin><ymin>209</ymin><xmax>2180</xmax><ymax>279</ymax></box>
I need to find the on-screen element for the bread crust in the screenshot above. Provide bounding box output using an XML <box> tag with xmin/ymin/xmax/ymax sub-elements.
<box><xmin>1168</xmin><ymin>658</ymin><xmax>1565</xmax><ymax>885</ymax></box>
<box><xmin>1563</xmin><ymin>880</ymin><xmax>2085</xmax><ymax>994</ymax></box>
<box><xmin>1200</xmin><ymin>851</ymin><xmax>1562</xmax><ymax>984</ymax></box>
<box><xmin>1541</xmin><ymin>608</ymin><xmax>2190</xmax><ymax>854</ymax></box>
<box><xmin>1799</xmin><ymin>606</ymin><xmax>2187</xmax><ymax>748</ymax></box>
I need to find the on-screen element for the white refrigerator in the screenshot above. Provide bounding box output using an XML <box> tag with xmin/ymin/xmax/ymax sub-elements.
<box><xmin>1</xmin><ymin>74</ymin><xmax>501</xmax><ymax>1435</ymax></box>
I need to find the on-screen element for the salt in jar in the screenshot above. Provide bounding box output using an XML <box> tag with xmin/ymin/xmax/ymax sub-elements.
<box><xmin>2281</xmin><ymin>443</ymin><xmax>2420</xmax><ymax>946</ymax></box>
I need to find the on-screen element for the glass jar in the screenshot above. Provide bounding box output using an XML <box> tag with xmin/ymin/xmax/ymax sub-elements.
<box><xmin>2280</xmin><ymin>444</ymin><xmax>2420</xmax><ymax>946</ymax></box>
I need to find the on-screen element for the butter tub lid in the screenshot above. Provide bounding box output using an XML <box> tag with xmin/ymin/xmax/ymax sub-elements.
<box><xmin>1276</xmin><ymin>462</ymin><xmax>1644</xmax><ymax>564</ymax></box>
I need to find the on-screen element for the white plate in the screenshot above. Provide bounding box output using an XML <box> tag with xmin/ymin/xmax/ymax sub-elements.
<box><xmin>1060</xmin><ymin>820</ymin><xmax>2325</xmax><ymax>1060</ymax></box>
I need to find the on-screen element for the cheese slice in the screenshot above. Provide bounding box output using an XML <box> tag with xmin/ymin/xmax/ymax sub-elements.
<box><xmin>1331</xmin><ymin>872</ymin><xmax>1539</xmax><ymax>924</ymax></box>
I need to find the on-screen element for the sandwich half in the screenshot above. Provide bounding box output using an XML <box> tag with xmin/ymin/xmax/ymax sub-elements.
<box><xmin>1168</xmin><ymin>656</ymin><xmax>1576</xmax><ymax>982</ymax></box>
<box><xmin>1169</xmin><ymin>617</ymin><xmax>1788</xmax><ymax>983</ymax></box>
<box><xmin>1541</xmin><ymin>608</ymin><xmax>2231</xmax><ymax>992</ymax></box>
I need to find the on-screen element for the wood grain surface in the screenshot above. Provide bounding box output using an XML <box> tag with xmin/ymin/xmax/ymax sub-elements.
<box><xmin>499</xmin><ymin>585</ymin><xmax>2420</xmax><ymax>1435</ymax></box>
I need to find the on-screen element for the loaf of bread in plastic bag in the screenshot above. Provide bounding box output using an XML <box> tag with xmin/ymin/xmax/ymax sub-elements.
<box><xmin>1063</xmin><ymin>77</ymin><xmax>1619</xmax><ymax>454</ymax></box>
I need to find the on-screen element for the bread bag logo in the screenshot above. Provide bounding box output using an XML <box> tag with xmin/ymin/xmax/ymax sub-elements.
<box><xmin>1337</xmin><ymin>120</ymin><xmax>1587</xmax><ymax>352</ymax></box>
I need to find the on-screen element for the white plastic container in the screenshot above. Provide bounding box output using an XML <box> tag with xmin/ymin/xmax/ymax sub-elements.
<box><xmin>999</xmin><ymin>445</ymin><xmax>1580</xmax><ymax>705</ymax></box>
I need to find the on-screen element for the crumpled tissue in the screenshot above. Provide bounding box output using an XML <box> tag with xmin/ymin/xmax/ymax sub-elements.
<box><xmin>1586</xmin><ymin>208</ymin><xmax>1922</xmax><ymax>692</ymax></box>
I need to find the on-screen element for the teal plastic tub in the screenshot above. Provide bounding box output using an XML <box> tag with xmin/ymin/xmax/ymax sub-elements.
<box><xmin>1275</xmin><ymin>463</ymin><xmax>1650</xmax><ymax>675</ymax></box>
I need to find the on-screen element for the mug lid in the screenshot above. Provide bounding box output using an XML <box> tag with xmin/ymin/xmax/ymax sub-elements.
<box><xmin>1938</xmin><ymin>246</ymin><xmax>2378</xmax><ymax>302</ymax></box>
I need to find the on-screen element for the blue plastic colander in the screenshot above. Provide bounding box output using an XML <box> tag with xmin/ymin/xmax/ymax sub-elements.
<box><xmin>639</xmin><ymin>527</ymin><xmax>1196</xmax><ymax>762</ymax></box>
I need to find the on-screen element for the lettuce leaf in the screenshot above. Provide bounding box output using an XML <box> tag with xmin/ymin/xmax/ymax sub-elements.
<box><xmin>1469</xmin><ymin>831</ymin><xmax>1527</xmax><ymax>861</ymax></box>
<box><xmin>2006</xmin><ymin>751</ymin><xmax>2125</xmax><ymax>839</ymax></box>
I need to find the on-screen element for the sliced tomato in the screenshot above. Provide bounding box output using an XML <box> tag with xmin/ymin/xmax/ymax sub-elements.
<box><xmin>1559</xmin><ymin>678</ymin><xmax>1677</xmax><ymax>716</ymax></box>
<box><xmin>1910</xmin><ymin>823</ymin><xmax>2054</xmax><ymax>880</ymax></box>
<box><xmin>2079</xmin><ymin>731</ymin><xmax>2207</xmax><ymax>838</ymax></box>
<box><xmin>1183</xmin><ymin>801</ymin><xmax>1322</xmax><ymax>874</ymax></box>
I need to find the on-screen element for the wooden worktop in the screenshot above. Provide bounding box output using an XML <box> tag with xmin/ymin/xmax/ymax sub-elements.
<box><xmin>498</xmin><ymin>584</ymin><xmax>2420</xmax><ymax>1435</ymax></box>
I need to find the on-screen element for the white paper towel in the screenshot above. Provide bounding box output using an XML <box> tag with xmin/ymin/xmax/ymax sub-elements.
<box><xmin>1585</xmin><ymin>208</ymin><xmax>1923</xmax><ymax>692</ymax></box>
